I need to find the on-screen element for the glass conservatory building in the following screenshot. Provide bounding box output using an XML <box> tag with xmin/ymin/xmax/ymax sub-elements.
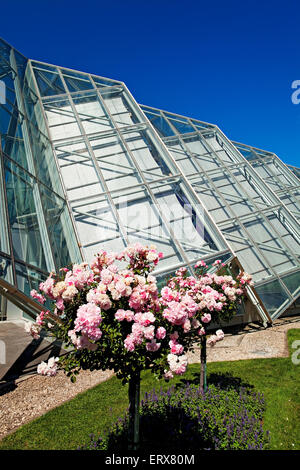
<box><xmin>0</xmin><ymin>37</ymin><xmax>299</xmax><ymax>327</ymax></box>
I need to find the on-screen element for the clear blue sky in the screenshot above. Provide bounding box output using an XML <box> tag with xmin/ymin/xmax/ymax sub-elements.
<box><xmin>1</xmin><ymin>0</ymin><xmax>300</xmax><ymax>166</ymax></box>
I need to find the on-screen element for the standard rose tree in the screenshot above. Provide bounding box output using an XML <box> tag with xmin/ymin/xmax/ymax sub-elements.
<box><xmin>27</xmin><ymin>245</ymin><xmax>253</xmax><ymax>448</ymax></box>
<box><xmin>27</xmin><ymin>244</ymin><xmax>187</xmax><ymax>450</ymax></box>
<box><xmin>160</xmin><ymin>259</ymin><xmax>254</xmax><ymax>390</ymax></box>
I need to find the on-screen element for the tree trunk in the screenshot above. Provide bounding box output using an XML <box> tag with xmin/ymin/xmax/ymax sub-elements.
<box><xmin>128</xmin><ymin>370</ymin><xmax>140</xmax><ymax>451</ymax></box>
<box><xmin>200</xmin><ymin>335</ymin><xmax>207</xmax><ymax>393</ymax></box>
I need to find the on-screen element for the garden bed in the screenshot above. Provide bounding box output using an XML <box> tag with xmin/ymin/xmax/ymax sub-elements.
<box><xmin>82</xmin><ymin>382</ymin><xmax>269</xmax><ymax>450</ymax></box>
<box><xmin>0</xmin><ymin>329</ymin><xmax>299</xmax><ymax>450</ymax></box>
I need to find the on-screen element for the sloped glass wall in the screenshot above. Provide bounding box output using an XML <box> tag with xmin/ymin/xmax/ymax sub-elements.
<box><xmin>0</xmin><ymin>39</ymin><xmax>81</xmax><ymax>318</ymax></box>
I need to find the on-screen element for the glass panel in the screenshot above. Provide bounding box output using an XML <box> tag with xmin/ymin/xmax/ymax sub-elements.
<box><xmin>281</xmin><ymin>270</ymin><xmax>300</xmax><ymax>297</ymax></box>
<box><xmin>210</xmin><ymin>171</ymin><xmax>257</xmax><ymax>217</ymax></box>
<box><xmin>27</xmin><ymin>121</ymin><xmax>64</xmax><ymax>196</ymax></box>
<box><xmin>288</xmin><ymin>165</ymin><xmax>300</xmax><ymax>179</ymax></box>
<box><xmin>63</xmin><ymin>71</ymin><xmax>94</xmax><ymax>92</ymax></box>
<box><xmin>43</xmin><ymin>95</ymin><xmax>81</xmax><ymax>141</ymax></box>
<box><xmin>166</xmin><ymin>137</ymin><xmax>201</xmax><ymax>174</ymax></box>
<box><xmin>244</xmin><ymin>216</ymin><xmax>296</xmax><ymax>274</ymax></box>
<box><xmin>1</xmin><ymin>130</ymin><xmax>28</xmax><ymax>172</ymax></box>
<box><xmin>0</xmin><ymin>106</ymin><xmax>30</xmax><ymax>171</ymax></box>
<box><xmin>267</xmin><ymin>213</ymin><xmax>300</xmax><ymax>256</ymax></box>
<box><xmin>0</xmin><ymin>177</ymin><xmax>10</xmax><ymax>254</ymax></box>
<box><xmin>0</xmin><ymin>39</ymin><xmax>15</xmax><ymax>66</ymax></box>
<box><xmin>182</xmin><ymin>135</ymin><xmax>221</xmax><ymax>172</ymax></box>
<box><xmin>264</xmin><ymin>161</ymin><xmax>292</xmax><ymax>187</ymax></box>
<box><xmin>122</xmin><ymin>128</ymin><xmax>178</xmax><ymax>181</ymax></box>
<box><xmin>191</xmin><ymin>174</ymin><xmax>232</xmax><ymax>223</ymax></box>
<box><xmin>204</xmin><ymin>133</ymin><xmax>236</xmax><ymax>164</ymax></box>
<box><xmin>221</xmin><ymin>223</ymin><xmax>272</xmax><ymax>281</ymax></box>
<box><xmin>112</xmin><ymin>186</ymin><xmax>184</xmax><ymax>270</ymax></box>
<box><xmin>13</xmin><ymin>49</ymin><xmax>27</xmax><ymax>80</ymax></box>
<box><xmin>101</xmin><ymin>88</ymin><xmax>138</xmax><ymax>127</ymax></box>
<box><xmin>189</xmin><ymin>118</ymin><xmax>214</xmax><ymax>130</ymax></box>
<box><xmin>235</xmin><ymin>144</ymin><xmax>259</xmax><ymax>162</ymax></box>
<box><xmin>55</xmin><ymin>138</ymin><xmax>104</xmax><ymax>201</ymax></box>
<box><xmin>30</xmin><ymin>62</ymin><xmax>58</xmax><ymax>73</ymax></box>
<box><xmin>255</xmin><ymin>279</ymin><xmax>290</xmax><ymax>316</ymax></box>
<box><xmin>150</xmin><ymin>179</ymin><xmax>220</xmax><ymax>262</ymax></box>
<box><xmin>72</xmin><ymin>195</ymin><xmax>126</xmax><ymax>262</ymax></box>
<box><xmin>39</xmin><ymin>185</ymin><xmax>81</xmax><ymax>269</ymax></box>
<box><xmin>0</xmin><ymin>255</ymin><xmax>13</xmax><ymax>284</ymax></box>
<box><xmin>4</xmin><ymin>158</ymin><xmax>48</xmax><ymax>271</ymax></box>
<box><xmin>16</xmin><ymin>262</ymin><xmax>48</xmax><ymax>299</ymax></box>
<box><xmin>88</xmin><ymin>133</ymin><xmax>142</xmax><ymax>192</ymax></box>
<box><xmin>33</xmin><ymin>67</ymin><xmax>65</xmax><ymax>97</ymax></box>
<box><xmin>24</xmin><ymin>68</ymin><xmax>49</xmax><ymax>136</ymax></box>
<box><xmin>165</xmin><ymin>116</ymin><xmax>195</xmax><ymax>134</ymax></box>
<box><xmin>72</xmin><ymin>91</ymin><xmax>113</xmax><ymax>134</ymax></box>
<box><xmin>280</xmin><ymin>194</ymin><xmax>300</xmax><ymax>215</ymax></box>
<box><xmin>0</xmin><ymin>67</ymin><xmax>17</xmax><ymax>106</ymax></box>
<box><xmin>143</xmin><ymin>110</ymin><xmax>175</xmax><ymax>138</ymax></box>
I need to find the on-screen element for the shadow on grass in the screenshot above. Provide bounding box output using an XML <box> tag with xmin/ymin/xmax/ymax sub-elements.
<box><xmin>90</xmin><ymin>408</ymin><xmax>213</xmax><ymax>452</ymax></box>
<box><xmin>175</xmin><ymin>371</ymin><xmax>254</xmax><ymax>392</ymax></box>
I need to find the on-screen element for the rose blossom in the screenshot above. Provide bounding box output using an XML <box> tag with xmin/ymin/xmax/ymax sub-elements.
<box><xmin>143</xmin><ymin>325</ymin><xmax>155</xmax><ymax>340</ymax></box>
<box><xmin>62</xmin><ymin>285</ymin><xmax>78</xmax><ymax>302</ymax></box>
<box><xmin>30</xmin><ymin>289</ymin><xmax>46</xmax><ymax>304</ymax></box>
<box><xmin>201</xmin><ymin>313</ymin><xmax>211</xmax><ymax>323</ymax></box>
<box><xmin>146</xmin><ymin>340</ymin><xmax>161</xmax><ymax>352</ymax></box>
<box><xmin>216</xmin><ymin>329</ymin><xmax>225</xmax><ymax>340</ymax></box>
<box><xmin>156</xmin><ymin>327</ymin><xmax>166</xmax><ymax>340</ymax></box>
<box><xmin>25</xmin><ymin>322</ymin><xmax>42</xmax><ymax>339</ymax></box>
<box><xmin>37</xmin><ymin>357</ymin><xmax>59</xmax><ymax>376</ymax></box>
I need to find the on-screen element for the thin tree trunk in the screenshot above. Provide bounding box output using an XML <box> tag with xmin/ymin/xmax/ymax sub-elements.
<box><xmin>200</xmin><ymin>335</ymin><xmax>207</xmax><ymax>393</ymax></box>
<box><xmin>128</xmin><ymin>370</ymin><xmax>140</xmax><ymax>451</ymax></box>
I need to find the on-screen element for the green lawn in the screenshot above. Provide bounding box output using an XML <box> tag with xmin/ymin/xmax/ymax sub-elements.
<box><xmin>0</xmin><ymin>329</ymin><xmax>299</xmax><ymax>451</ymax></box>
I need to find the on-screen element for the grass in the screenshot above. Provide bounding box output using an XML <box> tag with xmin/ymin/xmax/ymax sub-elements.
<box><xmin>0</xmin><ymin>328</ymin><xmax>299</xmax><ymax>451</ymax></box>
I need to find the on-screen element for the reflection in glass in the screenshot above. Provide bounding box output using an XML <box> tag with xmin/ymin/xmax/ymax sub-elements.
<box><xmin>39</xmin><ymin>185</ymin><xmax>81</xmax><ymax>269</ymax></box>
<box><xmin>255</xmin><ymin>279</ymin><xmax>290</xmax><ymax>315</ymax></box>
<box><xmin>5</xmin><ymin>158</ymin><xmax>48</xmax><ymax>271</ymax></box>
<box><xmin>281</xmin><ymin>270</ymin><xmax>300</xmax><ymax>297</ymax></box>
<box><xmin>0</xmin><ymin>255</ymin><xmax>13</xmax><ymax>284</ymax></box>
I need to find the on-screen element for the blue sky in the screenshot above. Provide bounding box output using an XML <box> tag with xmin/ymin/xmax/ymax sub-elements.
<box><xmin>1</xmin><ymin>0</ymin><xmax>300</xmax><ymax>166</ymax></box>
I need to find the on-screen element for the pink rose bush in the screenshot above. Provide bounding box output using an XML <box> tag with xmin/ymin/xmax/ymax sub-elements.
<box><xmin>27</xmin><ymin>244</ymin><xmax>188</xmax><ymax>383</ymax></box>
<box><xmin>158</xmin><ymin>259</ymin><xmax>253</xmax><ymax>379</ymax></box>
<box><xmin>26</xmin><ymin>246</ymin><xmax>253</xmax><ymax>384</ymax></box>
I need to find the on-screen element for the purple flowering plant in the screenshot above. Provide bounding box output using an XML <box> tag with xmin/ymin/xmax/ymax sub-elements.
<box><xmin>80</xmin><ymin>382</ymin><xmax>270</xmax><ymax>451</ymax></box>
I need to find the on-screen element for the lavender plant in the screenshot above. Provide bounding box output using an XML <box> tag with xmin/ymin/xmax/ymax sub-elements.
<box><xmin>81</xmin><ymin>382</ymin><xmax>270</xmax><ymax>451</ymax></box>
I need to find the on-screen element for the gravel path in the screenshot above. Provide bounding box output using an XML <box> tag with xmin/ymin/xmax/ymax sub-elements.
<box><xmin>0</xmin><ymin>369</ymin><xmax>113</xmax><ymax>440</ymax></box>
<box><xmin>0</xmin><ymin>318</ymin><xmax>299</xmax><ymax>441</ymax></box>
<box><xmin>187</xmin><ymin>319</ymin><xmax>300</xmax><ymax>363</ymax></box>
